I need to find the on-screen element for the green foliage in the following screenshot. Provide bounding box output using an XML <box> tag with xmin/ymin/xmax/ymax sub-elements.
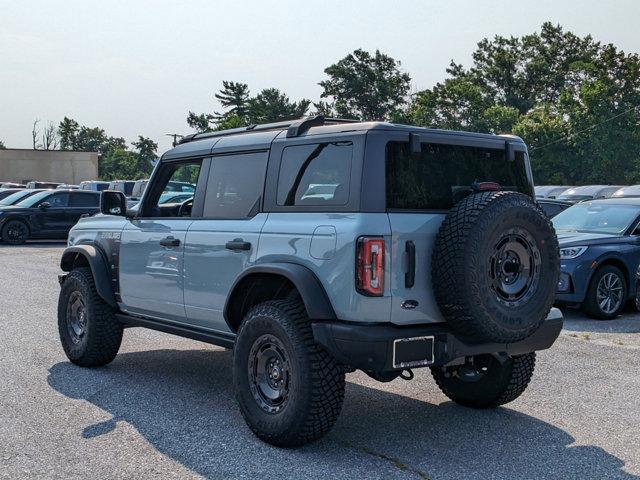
<box><xmin>0</xmin><ymin>140</ymin><xmax>5</xmax><ymax>149</ymax></box>
<box><xmin>407</xmin><ymin>22</ymin><xmax>640</xmax><ymax>184</ymax></box>
<box><xmin>319</xmin><ymin>49</ymin><xmax>411</xmax><ymax>120</ymax></box>
<box><xmin>57</xmin><ymin>118</ymin><xmax>157</xmax><ymax>180</ymax></box>
<box><xmin>188</xmin><ymin>83</ymin><xmax>310</xmax><ymax>132</ymax></box>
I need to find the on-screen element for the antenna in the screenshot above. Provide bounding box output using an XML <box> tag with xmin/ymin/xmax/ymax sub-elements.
<box><xmin>165</xmin><ymin>133</ymin><xmax>184</xmax><ymax>147</ymax></box>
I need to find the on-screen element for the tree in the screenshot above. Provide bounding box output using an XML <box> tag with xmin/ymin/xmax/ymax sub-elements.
<box><xmin>0</xmin><ymin>140</ymin><xmax>6</xmax><ymax>149</ymax></box>
<box><xmin>247</xmin><ymin>88</ymin><xmax>310</xmax><ymax>124</ymax></box>
<box><xmin>100</xmin><ymin>148</ymin><xmax>144</xmax><ymax>181</ymax></box>
<box><xmin>407</xmin><ymin>22</ymin><xmax>640</xmax><ymax>184</ymax></box>
<box><xmin>187</xmin><ymin>83</ymin><xmax>310</xmax><ymax>131</ymax></box>
<box><xmin>58</xmin><ymin>117</ymin><xmax>80</xmax><ymax>150</ymax></box>
<box><xmin>32</xmin><ymin>119</ymin><xmax>58</xmax><ymax>150</ymax></box>
<box><xmin>132</xmin><ymin>136</ymin><xmax>158</xmax><ymax>176</ymax></box>
<box><xmin>214</xmin><ymin>81</ymin><xmax>250</xmax><ymax>121</ymax></box>
<box><xmin>319</xmin><ymin>49</ymin><xmax>411</xmax><ymax>120</ymax></box>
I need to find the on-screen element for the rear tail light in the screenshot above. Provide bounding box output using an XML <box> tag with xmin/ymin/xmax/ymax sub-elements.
<box><xmin>356</xmin><ymin>237</ymin><xmax>385</xmax><ymax>296</ymax></box>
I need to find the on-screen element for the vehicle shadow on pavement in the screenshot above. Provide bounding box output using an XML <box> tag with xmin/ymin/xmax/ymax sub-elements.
<box><xmin>0</xmin><ymin>241</ymin><xmax>66</xmax><ymax>249</ymax></box>
<box><xmin>47</xmin><ymin>349</ymin><xmax>638</xmax><ymax>480</ymax></box>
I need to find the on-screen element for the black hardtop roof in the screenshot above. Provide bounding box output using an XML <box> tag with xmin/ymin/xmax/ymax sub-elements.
<box><xmin>163</xmin><ymin>115</ymin><xmax>524</xmax><ymax>161</ymax></box>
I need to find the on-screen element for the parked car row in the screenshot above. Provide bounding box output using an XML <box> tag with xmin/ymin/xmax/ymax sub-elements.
<box><xmin>0</xmin><ymin>177</ymin><xmax>196</xmax><ymax>244</ymax></box>
<box><xmin>534</xmin><ymin>184</ymin><xmax>640</xmax><ymax>202</ymax></box>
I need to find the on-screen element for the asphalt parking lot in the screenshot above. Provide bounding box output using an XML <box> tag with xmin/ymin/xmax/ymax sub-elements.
<box><xmin>1</xmin><ymin>243</ymin><xmax>639</xmax><ymax>480</ymax></box>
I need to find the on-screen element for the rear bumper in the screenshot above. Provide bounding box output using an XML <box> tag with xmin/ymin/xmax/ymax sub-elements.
<box><xmin>312</xmin><ymin>307</ymin><xmax>563</xmax><ymax>372</ymax></box>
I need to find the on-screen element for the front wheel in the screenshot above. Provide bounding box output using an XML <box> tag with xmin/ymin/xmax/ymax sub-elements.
<box><xmin>2</xmin><ymin>219</ymin><xmax>29</xmax><ymax>244</ymax></box>
<box><xmin>582</xmin><ymin>265</ymin><xmax>627</xmax><ymax>319</ymax></box>
<box><xmin>233</xmin><ymin>299</ymin><xmax>345</xmax><ymax>447</ymax></box>
<box><xmin>431</xmin><ymin>353</ymin><xmax>536</xmax><ymax>408</ymax></box>
<box><xmin>57</xmin><ymin>267</ymin><xmax>123</xmax><ymax>367</ymax></box>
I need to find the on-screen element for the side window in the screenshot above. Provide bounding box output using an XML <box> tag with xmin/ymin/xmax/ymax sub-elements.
<box><xmin>277</xmin><ymin>142</ymin><xmax>352</xmax><ymax>206</ymax></box>
<box><xmin>45</xmin><ymin>193</ymin><xmax>69</xmax><ymax>207</ymax></box>
<box><xmin>203</xmin><ymin>152</ymin><xmax>268</xmax><ymax>218</ymax></box>
<box><xmin>70</xmin><ymin>192</ymin><xmax>99</xmax><ymax>207</ymax></box>
<box><xmin>143</xmin><ymin>161</ymin><xmax>201</xmax><ymax>217</ymax></box>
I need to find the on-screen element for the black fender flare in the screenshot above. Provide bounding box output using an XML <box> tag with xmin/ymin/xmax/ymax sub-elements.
<box><xmin>60</xmin><ymin>245</ymin><xmax>117</xmax><ymax>307</ymax></box>
<box><xmin>223</xmin><ymin>263</ymin><xmax>337</xmax><ymax>327</ymax></box>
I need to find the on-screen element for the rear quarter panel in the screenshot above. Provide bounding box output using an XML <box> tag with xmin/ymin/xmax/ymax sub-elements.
<box><xmin>257</xmin><ymin>213</ymin><xmax>392</xmax><ymax>323</ymax></box>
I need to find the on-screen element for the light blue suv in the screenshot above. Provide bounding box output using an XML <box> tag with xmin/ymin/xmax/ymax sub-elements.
<box><xmin>57</xmin><ymin>116</ymin><xmax>563</xmax><ymax>447</ymax></box>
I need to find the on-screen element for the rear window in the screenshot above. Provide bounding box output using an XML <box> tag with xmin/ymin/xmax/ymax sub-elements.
<box><xmin>70</xmin><ymin>192</ymin><xmax>99</xmax><ymax>207</ymax></box>
<box><xmin>277</xmin><ymin>142</ymin><xmax>352</xmax><ymax>206</ymax></box>
<box><xmin>385</xmin><ymin>142</ymin><xmax>531</xmax><ymax>210</ymax></box>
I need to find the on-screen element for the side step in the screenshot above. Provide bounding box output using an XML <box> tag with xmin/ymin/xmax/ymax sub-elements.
<box><xmin>116</xmin><ymin>313</ymin><xmax>235</xmax><ymax>349</ymax></box>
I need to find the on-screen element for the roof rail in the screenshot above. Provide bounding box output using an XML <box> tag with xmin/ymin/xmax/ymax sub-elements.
<box><xmin>177</xmin><ymin>116</ymin><xmax>360</xmax><ymax>145</ymax></box>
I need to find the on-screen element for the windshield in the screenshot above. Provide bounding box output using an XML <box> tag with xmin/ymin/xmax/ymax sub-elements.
<box><xmin>552</xmin><ymin>202</ymin><xmax>640</xmax><ymax>235</ymax></box>
<box><xmin>0</xmin><ymin>190</ymin><xmax>39</xmax><ymax>206</ymax></box>
<box><xmin>15</xmin><ymin>191</ymin><xmax>52</xmax><ymax>208</ymax></box>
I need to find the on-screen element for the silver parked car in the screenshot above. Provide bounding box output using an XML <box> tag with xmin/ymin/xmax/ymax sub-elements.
<box><xmin>556</xmin><ymin>185</ymin><xmax>623</xmax><ymax>204</ymax></box>
<box><xmin>534</xmin><ymin>185</ymin><xmax>573</xmax><ymax>199</ymax></box>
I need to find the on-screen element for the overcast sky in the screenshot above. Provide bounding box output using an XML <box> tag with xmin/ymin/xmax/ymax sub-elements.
<box><xmin>1</xmin><ymin>0</ymin><xmax>639</xmax><ymax>153</ymax></box>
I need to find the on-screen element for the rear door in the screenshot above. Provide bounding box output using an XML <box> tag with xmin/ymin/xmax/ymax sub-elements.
<box><xmin>385</xmin><ymin>137</ymin><xmax>532</xmax><ymax>325</ymax></box>
<box><xmin>68</xmin><ymin>192</ymin><xmax>100</xmax><ymax>227</ymax></box>
<box><xmin>183</xmin><ymin>150</ymin><xmax>269</xmax><ymax>333</ymax></box>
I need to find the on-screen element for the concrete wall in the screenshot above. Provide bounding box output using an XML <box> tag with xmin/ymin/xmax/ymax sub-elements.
<box><xmin>0</xmin><ymin>149</ymin><xmax>99</xmax><ymax>184</ymax></box>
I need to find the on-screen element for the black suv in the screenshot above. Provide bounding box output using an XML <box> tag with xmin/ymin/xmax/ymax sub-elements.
<box><xmin>0</xmin><ymin>190</ymin><xmax>100</xmax><ymax>244</ymax></box>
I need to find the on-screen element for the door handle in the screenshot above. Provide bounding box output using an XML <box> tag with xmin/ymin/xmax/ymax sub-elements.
<box><xmin>159</xmin><ymin>236</ymin><xmax>181</xmax><ymax>247</ymax></box>
<box><xmin>225</xmin><ymin>238</ymin><xmax>251</xmax><ymax>251</ymax></box>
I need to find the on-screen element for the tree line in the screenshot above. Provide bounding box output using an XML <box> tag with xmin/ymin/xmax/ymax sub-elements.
<box><xmin>191</xmin><ymin>23</ymin><xmax>640</xmax><ymax>185</ymax></box>
<box><xmin>4</xmin><ymin>23</ymin><xmax>638</xmax><ymax>185</ymax></box>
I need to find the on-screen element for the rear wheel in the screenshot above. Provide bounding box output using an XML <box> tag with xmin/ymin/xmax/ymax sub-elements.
<box><xmin>583</xmin><ymin>265</ymin><xmax>627</xmax><ymax>319</ymax></box>
<box><xmin>431</xmin><ymin>353</ymin><xmax>536</xmax><ymax>408</ymax></box>
<box><xmin>2</xmin><ymin>219</ymin><xmax>29</xmax><ymax>244</ymax></box>
<box><xmin>233</xmin><ymin>299</ymin><xmax>345</xmax><ymax>447</ymax></box>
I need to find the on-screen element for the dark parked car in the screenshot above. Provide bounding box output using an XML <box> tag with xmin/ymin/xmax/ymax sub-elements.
<box><xmin>537</xmin><ymin>199</ymin><xmax>572</xmax><ymax>218</ymax></box>
<box><xmin>0</xmin><ymin>189</ymin><xmax>46</xmax><ymax>207</ymax></box>
<box><xmin>556</xmin><ymin>185</ymin><xmax>622</xmax><ymax>204</ymax></box>
<box><xmin>553</xmin><ymin>198</ymin><xmax>640</xmax><ymax>319</ymax></box>
<box><xmin>0</xmin><ymin>188</ymin><xmax>25</xmax><ymax>201</ymax></box>
<box><xmin>0</xmin><ymin>190</ymin><xmax>100</xmax><ymax>244</ymax></box>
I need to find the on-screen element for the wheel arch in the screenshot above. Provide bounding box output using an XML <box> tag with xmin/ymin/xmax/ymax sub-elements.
<box><xmin>592</xmin><ymin>255</ymin><xmax>632</xmax><ymax>296</ymax></box>
<box><xmin>223</xmin><ymin>263</ymin><xmax>336</xmax><ymax>333</ymax></box>
<box><xmin>60</xmin><ymin>245</ymin><xmax>117</xmax><ymax>307</ymax></box>
<box><xmin>2</xmin><ymin>217</ymin><xmax>31</xmax><ymax>234</ymax></box>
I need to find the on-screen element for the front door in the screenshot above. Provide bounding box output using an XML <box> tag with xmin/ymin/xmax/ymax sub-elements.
<box><xmin>183</xmin><ymin>151</ymin><xmax>269</xmax><ymax>332</ymax></box>
<box><xmin>119</xmin><ymin>160</ymin><xmax>203</xmax><ymax>322</ymax></box>
<box><xmin>33</xmin><ymin>191</ymin><xmax>71</xmax><ymax>238</ymax></box>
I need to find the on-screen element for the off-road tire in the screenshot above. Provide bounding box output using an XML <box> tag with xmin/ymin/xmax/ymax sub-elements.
<box><xmin>2</xmin><ymin>219</ymin><xmax>29</xmax><ymax>244</ymax></box>
<box><xmin>432</xmin><ymin>191</ymin><xmax>559</xmax><ymax>343</ymax></box>
<box><xmin>57</xmin><ymin>267</ymin><xmax>123</xmax><ymax>367</ymax></box>
<box><xmin>582</xmin><ymin>265</ymin><xmax>627</xmax><ymax>320</ymax></box>
<box><xmin>431</xmin><ymin>353</ymin><xmax>536</xmax><ymax>408</ymax></box>
<box><xmin>233</xmin><ymin>299</ymin><xmax>345</xmax><ymax>447</ymax></box>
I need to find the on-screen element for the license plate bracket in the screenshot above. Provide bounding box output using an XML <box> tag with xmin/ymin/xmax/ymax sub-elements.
<box><xmin>392</xmin><ymin>336</ymin><xmax>435</xmax><ymax>369</ymax></box>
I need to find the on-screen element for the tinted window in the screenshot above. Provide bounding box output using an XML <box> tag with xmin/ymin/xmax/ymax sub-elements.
<box><xmin>203</xmin><ymin>152</ymin><xmax>268</xmax><ymax>218</ymax></box>
<box><xmin>277</xmin><ymin>142</ymin><xmax>352</xmax><ymax>206</ymax></box>
<box><xmin>386</xmin><ymin>142</ymin><xmax>531</xmax><ymax>210</ymax></box>
<box><xmin>45</xmin><ymin>193</ymin><xmax>69</xmax><ymax>207</ymax></box>
<box><xmin>70</xmin><ymin>192</ymin><xmax>99</xmax><ymax>207</ymax></box>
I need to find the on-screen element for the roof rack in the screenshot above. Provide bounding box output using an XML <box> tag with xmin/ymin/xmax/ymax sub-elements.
<box><xmin>178</xmin><ymin>115</ymin><xmax>360</xmax><ymax>145</ymax></box>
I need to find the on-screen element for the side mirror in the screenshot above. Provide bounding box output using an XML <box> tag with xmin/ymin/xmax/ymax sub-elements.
<box><xmin>100</xmin><ymin>190</ymin><xmax>127</xmax><ymax>216</ymax></box>
<box><xmin>38</xmin><ymin>202</ymin><xmax>50</xmax><ymax>210</ymax></box>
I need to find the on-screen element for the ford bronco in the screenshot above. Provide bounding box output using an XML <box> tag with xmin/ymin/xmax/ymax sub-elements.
<box><xmin>57</xmin><ymin>115</ymin><xmax>562</xmax><ymax>447</ymax></box>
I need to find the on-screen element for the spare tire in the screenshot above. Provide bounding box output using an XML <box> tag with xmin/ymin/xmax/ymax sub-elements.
<box><xmin>432</xmin><ymin>191</ymin><xmax>559</xmax><ymax>343</ymax></box>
